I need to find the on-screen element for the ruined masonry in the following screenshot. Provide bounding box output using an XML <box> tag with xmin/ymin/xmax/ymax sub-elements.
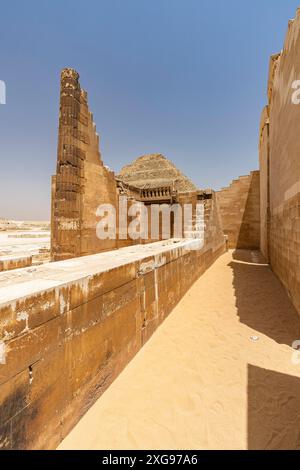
<box><xmin>3</xmin><ymin>5</ymin><xmax>300</xmax><ymax>448</ymax></box>
<box><xmin>259</xmin><ymin>8</ymin><xmax>300</xmax><ymax>313</ymax></box>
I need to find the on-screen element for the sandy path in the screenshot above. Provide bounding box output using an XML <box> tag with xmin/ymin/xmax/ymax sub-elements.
<box><xmin>59</xmin><ymin>250</ymin><xmax>300</xmax><ymax>450</ymax></box>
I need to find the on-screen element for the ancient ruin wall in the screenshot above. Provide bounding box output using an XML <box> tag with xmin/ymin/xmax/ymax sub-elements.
<box><xmin>0</xmin><ymin>207</ymin><xmax>225</xmax><ymax>449</ymax></box>
<box><xmin>204</xmin><ymin>191</ymin><xmax>226</xmax><ymax>249</ymax></box>
<box><xmin>260</xmin><ymin>9</ymin><xmax>300</xmax><ymax>313</ymax></box>
<box><xmin>51</xmin><ymin>69</ymin><xmax>118</xmax><ymax>261</ymax></box>
<box><xmin>259</xmin><ymin>104</ymin><xmax>271</xmax><ymax>260</ymax></box>
<box><xmin>0</xmin><ymin>255</ymin><xmax>32</xmax><ymax>272</ymax></box>
<box><xmin>51</xmin><ymin>71</ymin><xmax>196</xmax><ymax>260</ymax></box>
<box><xmin>216</xmin><ymin>172</ymin><xmax>260</xmax><ymax>249</ymax></box>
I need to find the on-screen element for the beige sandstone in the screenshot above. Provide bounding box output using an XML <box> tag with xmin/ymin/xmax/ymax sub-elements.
<box><xmin>259</xmin><ymin>7</ymin><xmax>300</xmax><ymax>314</ymax></box>
<box><xmin>216</xmin><ymin>172</ymin><xmax>260</xmax><ymax>250</ymax></box>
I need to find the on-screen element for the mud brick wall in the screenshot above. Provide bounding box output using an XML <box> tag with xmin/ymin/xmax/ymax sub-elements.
<box><xmin>259</xmin><ymin>8</ymin><xmax>300</xmax><ymax>313</ymax></box>
<box><xmin>216</xmin><ymin>172</ymin><xmax>260</xmax><ymax>249</ymax></box>
<box><xmin>0</xmin><ymin>234</ymin><xmax>225</xmax><ymax>450</ymax></box>
<box><xmin>0</xmin><ymin>255</ymin><xmax>32</xmax><ymax>272</ymax></box>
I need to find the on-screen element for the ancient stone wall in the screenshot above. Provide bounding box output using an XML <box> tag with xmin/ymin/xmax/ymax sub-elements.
<box><xmin>0</xmin><ymin>215</ymin><xmax>225</xmax><ymax>449</ymax></box>
<box><xmin>216</xmin><ymin>172</ymin><xmax>260</xmax><ymax>249</ymax></box>
<box><xmin>0</xmin><ymin>255</ymin><xmax>32</xmax><ymax>272</ymax></box>
<box><xmin>51</xmin><ymin>71</ymin><xmax>195</xmax><ymax>261</ymax></box>
<box><xmin>51</xmin><ymin>69</ymin><xmax>119</xmax><ymax>261</ymax></box>
<box><xmin>203</xmin><ymin>191</ymin><xmax>226</xmax><ymax>249</ymax></box>
<box><xmin>259</xmin><ymin>8</ymin><xmax>300</xmax><ymax>313</ymax></box>
<box><xmin>259</xmin><ymin>105</ymin><xmax>270</xmax><ymax>260</ymax></box>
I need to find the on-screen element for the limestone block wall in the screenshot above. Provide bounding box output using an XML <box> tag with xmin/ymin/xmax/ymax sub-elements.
<box><xmin>51</xmin><ymin>69</ymin><xmax>119</xmax><ymax>261</ymax></box>
<box><xmin>204</xmin><ymin>191</ymin><xmax>226</xmax><ymax>249</ymax></box>
<box><xmin>216</xmin><ymin>171</ymin><xmax>260</xmax><ymax>249</ymax></box>
<box><xmin>136</xmin><ymin>189</ymin><xmax>225</xmax><ymax>245</ymax></box>
<box><xmin>259</xmin><ymin>8</ymin><xmax>300</xmax><ymax>313</ymax></box>
<box><xmin>51</xmin><ymin>69</ymin><xmax>181</xmax><ymax>261</ymax></box>
<box><xmin>136</xmin><ymin>191</ymin><xmax>198</xmax><ymax>244</ymax></box>
<box><xmin>0</xmin><ymin>229</ymin><xmax>225</xmax><ymax>449</ymax></box>
<box><xmin>259</xmin><ymin>106</ymin><xmax>270</xmax><ymax>259</ymax></box>
<box><xmin>0</xmin><ymin>255</ymin><xmax>32</xmax><ymax>272</ymax></box>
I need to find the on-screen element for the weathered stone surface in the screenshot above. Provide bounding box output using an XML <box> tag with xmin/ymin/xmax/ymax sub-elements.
<box><xmin>51</xmin><ymin>70</ymin><xmax>204</xmax><ymax>260</ymax></box>
<box><xmin>0</xmin><ymin>255</ymin><xmax>32</xmax><ymax>272</ymax></box>
<box><xmin>118</xmin><ymin>153</ymin><xmax>198</xmax><ymax>192</ymax></box>
<box><xmin>259</xmin><ymin>106</ymin><xmax>270</xmax><ymax>259</ymax></box>
<box><xmin>51</xmin><ymin>69</ymin><xmax>119</xmax><ymax>261</ymax></box>
<box><xmin>0</xmin><ymin>234</ymin><xmax>225</xmax><ymax>449</ymax></box>
<box><xmin>0</xmin><ymin>316</ymin><xmax>63</xmax><ymax>385</ymax></box>
<box><xmin>216</xmin><ymin>172</ymin><xmax>260</xmax><ymax>249</ymax></box>
<box><xmin>0</xmin><ymin>369</ymin><xmax>29</xmax><ymax>425</ymax></box>
<box><xmin>259</xmin><ymin>8</ymin><xmax>300</xmax><ymax>314</ymax></box>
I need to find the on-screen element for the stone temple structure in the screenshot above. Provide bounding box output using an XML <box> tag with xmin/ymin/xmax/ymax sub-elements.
<box><xmin>118</xmin><ymin>153</ymin><xmax>198</xmax><ymax>192</ymax></box>
<box><xmin>51</xmin><ymin>68</ymin><xmax>260</xmax><ymax>263</ymax></box>
<box><xmin>51</xmin><ymin>68</ymin><xmax>226</xmax><ymax>262</ymax></box>
<box><xmin>3</xmin><ymin>7</ymin><xmax>300</xmax><ymax>450</ymax></box>
<box><xmin>0</xmin><ymin>67</ymin><xmax>261</xmax><ymax>450</ymax></box>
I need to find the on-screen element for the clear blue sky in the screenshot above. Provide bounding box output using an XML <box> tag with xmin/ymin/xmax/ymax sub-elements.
<box><xmin>0</xmin><ymin>0</ymin><xmax>299</xmax><ymax>219</ymax></box>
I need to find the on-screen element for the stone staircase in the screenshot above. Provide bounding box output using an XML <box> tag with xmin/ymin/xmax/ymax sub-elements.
<box><xmin>184</xmin><ymin>203</ymin><xmax>205</xmax><ymax>240</ymax></box>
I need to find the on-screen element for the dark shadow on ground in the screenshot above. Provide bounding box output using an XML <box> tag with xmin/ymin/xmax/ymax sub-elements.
<box><xmin>248</xmin><ymin>364</ymin><xmax>300</xmax><ymax>449</ymax></box>
<box><xmin>229</xmin><ymin>249</ymin><xmax>300</xmax><ymax>346</ymax></box>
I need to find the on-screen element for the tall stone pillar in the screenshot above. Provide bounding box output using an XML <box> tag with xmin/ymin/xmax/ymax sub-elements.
<box><xmin>51</xmin><ymin>69</ymin><xmax>85</xmax><ymax>260</ymax></box>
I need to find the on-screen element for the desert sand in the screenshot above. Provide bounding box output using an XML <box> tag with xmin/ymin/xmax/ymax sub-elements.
<box><xmin>59</xmin><ymin>250</ymin><xmax>300</xmax><ymax>450</ymax></box>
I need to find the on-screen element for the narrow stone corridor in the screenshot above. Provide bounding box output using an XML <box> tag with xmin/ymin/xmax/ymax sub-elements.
<box><xmin>59</xmin><ymin>250</ymin><xmax>300</xmax><ymax>450</ymax></box>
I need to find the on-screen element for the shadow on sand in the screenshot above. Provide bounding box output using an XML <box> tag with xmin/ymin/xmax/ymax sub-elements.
<box><xmin>229</xmin><ymin>250</ymin><xmax>300</xmax><ymax>449</ymax></box>
<box><xmin>229</xmin><ymin>249</ymin><xmax>300</xmax><ymax>346</ymax></box>
<box><xmin>248</xmin><ymin>364</ymin><xmax>300</xmax><ymax>449</ymax></box>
